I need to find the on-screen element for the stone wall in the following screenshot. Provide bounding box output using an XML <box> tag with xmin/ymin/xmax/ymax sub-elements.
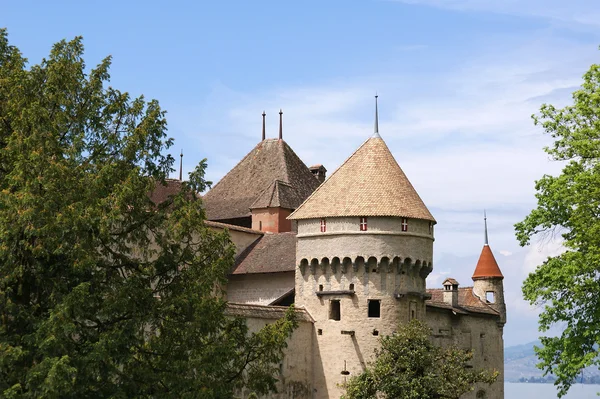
<box><xmin>427</xmin><ymin>306</ymin><xmax>504</xmax><ymax>399</ymax></box>
<box><xmin>227</xmin><ymin>304</ymin><xmax>315</xmax><ymax>399</ymax></box>
<box><xmin>227</xmin><ymin>271</ymin><xmax>295</xmax><ymax>305</ymax></box>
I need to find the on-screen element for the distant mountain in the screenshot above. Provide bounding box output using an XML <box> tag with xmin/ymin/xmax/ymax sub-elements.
<box><xmin>504</xmin><ymin>341</ymin><xmax>600</xmax><ymax>384</ymax></box>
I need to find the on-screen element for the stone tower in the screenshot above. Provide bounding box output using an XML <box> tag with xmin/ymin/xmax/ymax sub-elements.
<box><xmin>472</xmin><ymin>213</ymin><xmax>506</xmax><ymax>324</ymax></box>
<box><xmin>288</xmin><ymin>104</ymin><xmax>436</xmax><ymax>398</ymax></box>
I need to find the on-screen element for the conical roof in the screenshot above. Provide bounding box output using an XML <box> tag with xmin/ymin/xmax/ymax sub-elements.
<box><xmin>472</xmin><ymin>245</ymin><xmax>504</xmax><ymax>280</ymax></box>
<box><xmin>204</xmin><ymin>139</ymin><xmax>320</xmax><ymax>221</ymax></box>
<box><xmin>288</xmin><ymin>136</ymin><xmax>435</xmax><ymax>221</ymax></box>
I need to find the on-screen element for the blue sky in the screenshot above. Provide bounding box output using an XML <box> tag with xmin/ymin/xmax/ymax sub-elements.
<box><xmin>3</xmin><ymin>0</ymin><xmax>600</xmax><ymax>347</ymax></box>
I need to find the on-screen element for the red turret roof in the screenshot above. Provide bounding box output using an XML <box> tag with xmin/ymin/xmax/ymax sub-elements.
<box><xmin>472</xmin><ymin>245</ymin><xmax>504</xmax><ymax>280</ymax></box>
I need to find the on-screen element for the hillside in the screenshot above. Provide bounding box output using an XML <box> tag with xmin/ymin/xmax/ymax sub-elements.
<box><xmin>504</xmin><ymin>341</ymin><xmax>600</xmax><ymax>384</ymax></box>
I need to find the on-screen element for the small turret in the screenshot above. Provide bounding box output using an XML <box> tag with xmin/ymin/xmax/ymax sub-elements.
<box><xmin>472</xmin><ymin>211</ymin><xmax>506</xmax><ymax>324</ymax></box>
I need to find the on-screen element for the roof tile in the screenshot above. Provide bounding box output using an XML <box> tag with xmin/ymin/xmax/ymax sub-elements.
<box><xmin>288</xmin><ymin>136</ymin><xmax>434</xmax><ymax>221</ymax></box>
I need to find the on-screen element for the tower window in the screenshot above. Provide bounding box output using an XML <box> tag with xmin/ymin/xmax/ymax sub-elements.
<box><xmin>486</xmin><ymin>291</ymin><xmax>495</xmax><ymax>303</ymax></box>
<box><xmin>329</xmin><ymin>300</ymin><xmax>341</xmax><ymax>321</ymax></box>
<box><xmin>259</xmin><ymin>221</ymin><xmax>262</xmax><ymax>231</ymax></box>
<box><xmin>360</xmin><ymin>217</ymin><xmax>368</xmax><ymax>231</ymax></box>
<box><xmin>409</xmin><ymin>301</ymin><xmax>417</xmax><ymax>320</ymax></box>
<box><xmin>401</xmin><ymin>218</ymin><xmax>408</xmax><ymax>232</ymax></box>
<box><xmin>368</xmin><ymin>300</ymin><xmax>381</xmax><ymax>318</ymax></box>
<box><xmin>320</xmin><ymin>218</ymin><xmax>327</xmax><ymax>232</ymax></box>
<box><xmin>429</xmin><ymin>221</ymin><xmax>433</xmax><ymax>234</ymax></box>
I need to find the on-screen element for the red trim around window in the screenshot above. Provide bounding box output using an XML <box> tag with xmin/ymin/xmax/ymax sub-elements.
<box><xmin>360</xmin><ymin>217</ymin><xmax>368</xmax><ymax>231</ymax></box>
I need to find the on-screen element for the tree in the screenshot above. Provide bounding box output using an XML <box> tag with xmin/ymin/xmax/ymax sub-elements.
<box><xmin>515</xmin><ymin>60</ymin><xmax>600</xmax><ymax>397</ymax></box>
<box><xmin>0</xmin><ymin>29</ymin><xmax>296</xmax><ymax>398</ymax></box>
<box><xmin>341</xmin><ymin>320</ymin><xmax>497</xmax><ymax>399</ymax></box>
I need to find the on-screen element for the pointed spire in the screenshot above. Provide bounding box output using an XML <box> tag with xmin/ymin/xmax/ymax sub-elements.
<box><xmin>484</xmin><ymin>209</ymin><xmax>489</xmax><ymax>246</ymax></box>
<box><xmin>279</xmin><ymin>109</ymin><xmax>283</xmax><ymax>140</ymax></box>
<box><xmin>373</xmin><ymin>94</ymin><xmax>381</xmax><ymax>138</ymax></box>
<box><xmin>262</xmin><ymin>111</ymin><xmax>266</xmax><ymax>141</ymax></box>
<box><xmin>179</xmin><ymin>150</ymin><xmax>183</xmax><ymax>181</ymax></box>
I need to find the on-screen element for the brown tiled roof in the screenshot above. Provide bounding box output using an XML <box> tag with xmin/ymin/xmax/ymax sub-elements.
<box><xmin>426</xmin><ymin>287</ymin><xmax>499</xmax><ymax>316</ymax></box>
<box><xmin>206</xmin><ymin>220</ymin><xmax>263</xmax><ymax>235</ymax></box>
<box><xmin>472</xmin><ymin>245</ymin><xmax>504</xmax><ymax>280</ymax></box>
<box><xmin>203</xmin><ymin>139</ymin><xmax>320</xmax><ymax>221</ymax></box>
<box><xmin>442</xmin><ymin>278</ymin><xmax>459</xmax><ymax>285</ymax></box>
<box><xmin>250</xmin><ymin>180</ymin><xmax>304</xmax><ymax>210</ymax></box>
<box><xmin>148</xmin><ymin>179</ymin><xmax>184</xmax><ymax>205</ymax></box>
<box><xmin>288</xmin><ymin>136</ymin><xmax>435</xmax><ymax>221</ymax></box>
<box><xmin>226</xmin><ymin>303</ymin><xmax>314</xmax><ymax>323</ymax></box>
<box><xmin>231</xmin><ymin>232</ymin><xmax>296</xmax><ymax>274</ymax></box>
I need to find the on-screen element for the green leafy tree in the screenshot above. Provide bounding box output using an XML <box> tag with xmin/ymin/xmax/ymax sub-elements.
<box><xmin>515</xmin><ymin>61</ymin><xmax>600</xmax><ymax>397</ymax></box>
<box><xmin>0</xmin><ymin>29</ymin><xmax>296</xmax><ymax>398</ymax></box>
<box><xmin>342</xmin><ymin>320</ymin><xmax>497</xmax><ymax>399</ymax></box>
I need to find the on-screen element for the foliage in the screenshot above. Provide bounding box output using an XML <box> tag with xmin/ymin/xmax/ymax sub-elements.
<box><xmin>515</xmin><ymin>60</ymin><xmax>600</xmax><ymax>397</ymax></box>
<box><xmin>341</xmin><ymin>320</ymin><xmax>498</xmax><ymax>399</ymax></box>
<box><xmin>0</xmin><ymin>29</ymin><xmax>297</xmax><ymax>398</ymax></box>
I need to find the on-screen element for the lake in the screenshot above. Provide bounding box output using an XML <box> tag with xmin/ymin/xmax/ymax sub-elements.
<box><xmin>506</xmin><ymin>383</ymin><xmax>599</xmax><ymax>398</ymax></box>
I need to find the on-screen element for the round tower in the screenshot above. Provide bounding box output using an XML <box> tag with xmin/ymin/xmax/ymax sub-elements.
<box><xmin>472</xmin><ymin>212</ymin><xmax>506</xmax><ymax>324</ymax></box>
<box><xmin>288</xmin><ymin>97</ymin><xmax>435</xmax><ymax>398</ymax></box>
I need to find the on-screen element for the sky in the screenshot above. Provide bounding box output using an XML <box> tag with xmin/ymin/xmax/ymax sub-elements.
<box><xmin>3</xmin><ymin>0</ymin><xmax>600</xmax><ymax>347</ymax></box>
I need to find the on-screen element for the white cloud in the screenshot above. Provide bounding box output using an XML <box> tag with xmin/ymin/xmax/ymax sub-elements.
<box><xmin>390</xmin><ymin>0</ymin><xmax>600</xmax><ymax>28</ymax></box>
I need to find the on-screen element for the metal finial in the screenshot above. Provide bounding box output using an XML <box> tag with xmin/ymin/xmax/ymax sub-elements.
<box><xmin>279</xmin><ymin>109</ymin><xmax>283</xmax><ymax>140</ymax></box>
<box><xmin>484</xmin><ymin>210</ymin><xmax>489</xmax><ymax>246</ymax></box>
<box><xmin>262</xmin><ymin>111</ymin><xmax>266</xmax><ymax>141</ymax></box>
<box><xmin>373</xmin><ymin>94</ymin><xmax>381</xmax><ymax>138</ymax></box>
<box><xmin>179</xmin><ymin>150</ymin><xmax>183</xmax><ymax>181</ymax></box>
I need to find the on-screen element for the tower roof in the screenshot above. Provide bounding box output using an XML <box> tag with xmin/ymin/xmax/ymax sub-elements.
<box><xmin>249</xmin><ymin>180</ymin><xmax>304</xmax><ymax>210</ymax></box>
<box><xmin>288</xmin><ymin>136</ymin><xmax>435</xmax><ymax>221</ymax></box>
<box><xmin>472</xmin><ymin>245</ymin><xmax>504</xmax><ymax>280</ymax></box>
<box><xmin>203</xmin><ymin>139</ymin><xmax>320</xmax><ymax>221</ymax></box>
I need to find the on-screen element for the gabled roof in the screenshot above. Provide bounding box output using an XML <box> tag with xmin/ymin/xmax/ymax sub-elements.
<box><xmin>426</xmin><ymin>286</ymin><xmax>499</xmax><ymax>316</ymax></box>
<box><xmin>250</xmin><ymin>180</ymin><xmax>304</xmax><ymax>210</ymax></box>
<box><xmin>288</xmin><ymin>136</ymin><xmax>435</xmax><ymax>221</ymax></box>
<box><xmin>203</xmin><ymin>139</ymin><xmax>320</xmax><ymax>221</ymax></box>
<box><xmin>472</xmin><ymin>245</ymin><xmax>504</xmax><ymax>280</ymax></box>
<box><xmin>231</xmin><ymin>232</ymin><xmax>296</xmax><ymax>274</ymax></box>
<box><xmin>148</xmin><ymin>179</ymin><xmax>184</xmax><ymax>205</ymax></box>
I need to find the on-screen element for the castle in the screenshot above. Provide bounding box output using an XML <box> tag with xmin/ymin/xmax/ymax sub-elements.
<box><xmin>176</xmin><ymin>103</ymin><xmax>506</xmax><ymax>398</ymax></box>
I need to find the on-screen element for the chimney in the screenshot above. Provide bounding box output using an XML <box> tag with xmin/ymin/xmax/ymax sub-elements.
<box><xmin>309</xmin><ymin>164</ymin><xmax>327</xmax><ymax>183</ymax></box>
<box><xmin>442</xmin><ymin>278</ymin><xmax>459</xmax><ymax>308</ymax></box>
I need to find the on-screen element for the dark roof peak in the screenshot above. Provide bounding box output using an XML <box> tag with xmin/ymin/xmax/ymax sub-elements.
<box><xmin>204</xmin><ymin>139</ymin><xmax>320</xmax><ymax>221</ymax></box>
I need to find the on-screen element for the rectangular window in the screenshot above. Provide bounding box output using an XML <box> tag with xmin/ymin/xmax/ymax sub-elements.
<box><xmin>429</xmin><ymin>221</ymin><xmax>433</xmax><ymax>234</ymax></box>
<box><xmin>368</xmin><ymin>299</ymin><xmax>381</xmax><ymax>318</ymax></box>
<box><xmin>329</xmin><ymin>300</ymin><xmax>341</xmax><ymax>321</ymax></box>
<box><xmin>360</xmin><ymin>217</ymin><xmax>368</xmax><ymax>231</ymax></box>
<box><xmin>320</xmin><ymin>218</ymin><xmax>326</xmax><ymax>233</ymax></box>
<box><xmin>401</xmin><ymin>218</ymin><xmax>408</xmax><ymax>232</ymax></box>
<box><xmin>486</xmin><ymin>291</ymin><xmax>495</xmax><ymax>303</ymax></box>
<box><xmin>409</xmin><ymin>301</ymin><xmax>417</xmax><ymax>320</ymax></box>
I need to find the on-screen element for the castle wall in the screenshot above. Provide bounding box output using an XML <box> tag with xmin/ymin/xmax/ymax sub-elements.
<box><xmin>295</xmin><ymin>217</ymin><xmax>434</xmax><ymax>398</ymax></box>
<box><xmin>427</xmin><ymin>306</ymin><xmax>504</xmax><ymax>399</ymax></box>
<box><xmin>227</xmin><ymin>271</ymin><xmax>294</xmax><ymax>305</ymax></box>
<box><xmin>234</xmin><ymin>312</ymin><xmax>314</xmax><ymax>399</ymax></box>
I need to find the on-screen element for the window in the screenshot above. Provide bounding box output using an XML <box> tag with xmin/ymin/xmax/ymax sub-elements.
<box><xmin>429</xmin><ymin>221</ymin><xmax>433</xmax><ymax>234</ymax></box>
<box><xmin>409</xmin><ymin>301</ymin><xmax>417</xmax><ymax>320</ymax></box>
<box><xmin>368</xmin><ymin>300</ymin><xmax>381</xmax><ymax>318</ymax></box>
<box><xmin>259</xmin><ymin>221</ymin><xmax>262</xmax><ymax>231</ymax></box>
<box><xmin>320</xmin><ymin>218</ymin><xmax>326</xmax><ymax>232</ymax></box>
<box><xmin>360</xmin><ymin>217</ymin><xmax>368</xmax><ymax>231</ymax></box>
<box><xmin>486</xmin><ymin>291</ymin><xmax>495</xmax><ymax>303</ymax></box>
<box><xmin>318</xmin><ymin>284</ymin><xmax>323</xmax><ymax>291</ymax></box>
<box><xmin>329</xmin><ymin>300</ymin><xmax>341</xmax><ymax>321</ymax></box>
<box><xmin>401</xmin><ymin>218</ymin><xmax>408</xmax><ymax>232</ymax></box>
<box><xmin>349</xmin><ymin>283</ymin><xmax>355</xmax><ymax>291</ymax></box>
